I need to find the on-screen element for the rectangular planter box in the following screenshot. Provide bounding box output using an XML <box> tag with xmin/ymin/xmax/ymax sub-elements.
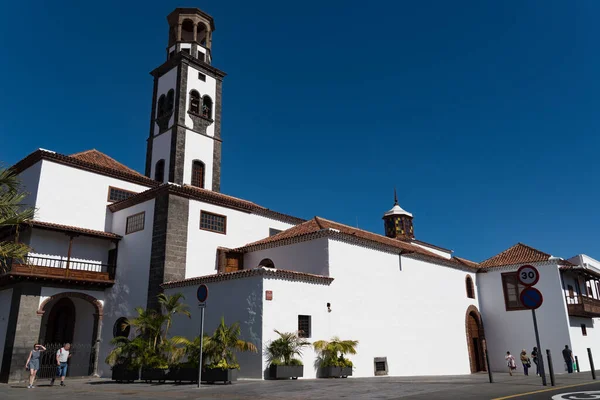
<box><xmin>268</xmin><ymin>364</ymin><xmax>304</xmax><ymax>379</ymax></box>
<box><xmin>201</xmin><ymin>368</ymin><xmax>237</xmax><ymax>384</ymax></box>
<box><xmin>318</xmin><ymin>366</ymin><xmax>353</xmax><ymax>378</ymax></box>
<box><xmin>167</xmin><ymin>367</ymin><xmax>199</xmax><ymax>383</ymax></box>
<box><xmin>111</xmin><ymin>365</ymin><xmax>138</xmax><ymax>382</ymax></box>
<box><xmin>141</xmin><ymin>368</ymin><xmax>168</xmax><ymax>382</ymax></box>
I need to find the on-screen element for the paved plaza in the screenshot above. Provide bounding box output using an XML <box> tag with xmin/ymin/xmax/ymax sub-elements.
<box><xmin>2</xmin><ymin>372</ymin><xmax>600</xmax><ymax>399</ymax></box>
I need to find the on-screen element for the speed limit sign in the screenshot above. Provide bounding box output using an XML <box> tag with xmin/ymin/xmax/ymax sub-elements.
<box><xmin>517</xmin><ymin>265</ymin><xmax>540</xmax><ymax>287</ymax></box>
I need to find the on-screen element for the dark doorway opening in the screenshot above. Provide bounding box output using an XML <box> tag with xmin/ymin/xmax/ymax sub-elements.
<box><xmin>44</xmin><ymin>298</ymin><xmax>76</xmax><ymax>344</ymax></box>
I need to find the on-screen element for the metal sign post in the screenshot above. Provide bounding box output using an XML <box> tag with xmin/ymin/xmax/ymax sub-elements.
<box><xmin>518</xmin><ymin>265</ymin><xmax>546</xmax><ymax>387</ymax></box>
<box><xmin>196</xmin><ymin>284</ymin><xmax>209</xmax><ymax>388</ymax></box>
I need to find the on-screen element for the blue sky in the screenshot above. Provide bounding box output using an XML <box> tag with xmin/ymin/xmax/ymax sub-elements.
<box><xmin>1</xmin><ymin>1</ymin><xmax>599</xmax><ymax>262</ymax></box>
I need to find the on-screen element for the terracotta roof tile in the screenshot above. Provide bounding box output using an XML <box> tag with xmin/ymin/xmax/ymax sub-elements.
<box><xmin>479</xmin><ymin>243</ymin><xmax>553</xmax><ymax>268</ymax></box>
<box><xmin>161</xmin><ymin>267</ymin><xmax>334</xmax><ymax>289</ymax></box>
<box><xmin>26</xmin><ymin>220</ymin><xmax>121</xmax><ymax>240</ymax></box>
<box><xmin>70</xmin><ymin>149</ymin><xmax>145</xmax><ymax>177</ymax></box>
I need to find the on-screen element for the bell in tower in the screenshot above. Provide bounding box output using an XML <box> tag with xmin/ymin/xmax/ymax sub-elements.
<box><xmin>383</xmin><ymin>189</ymin><xmax>414</xmax><ymax>240</ymax></box>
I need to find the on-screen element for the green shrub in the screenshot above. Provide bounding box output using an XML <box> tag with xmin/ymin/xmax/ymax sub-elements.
<box><xmin>266</xmin><ymin>330</ymin><xmax>310</xmax><ymax>367</ymax></box>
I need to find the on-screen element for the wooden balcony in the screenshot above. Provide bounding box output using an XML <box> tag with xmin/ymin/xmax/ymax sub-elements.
<box><xmin>1</xmin><ymin>255</ymin><xmax>115</xmax><ymax>287</ymax></box>
<box><xmin>566</xmin><ymin>295</ymin><xmax>600</xmax><ymax>318</ymax></box>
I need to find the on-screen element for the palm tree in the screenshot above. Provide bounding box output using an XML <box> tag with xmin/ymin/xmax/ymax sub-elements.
<box><xmin>126</xmin><ymin>307</ymin><xmax>167</xmax><ymax>352</ymax></box>
<box><xmin>157</xmin><ymin>292</ymin><xmax>191</xmax><ymax>339</ymax></box>
<box><xmin>0</xmin><ymin>167</ymin><xmax>35</xmax><ymax>271</ymax></box>
<box><xmin>204</xmin><ymin>317</ymin><xmax>258</xmax><ymax>369</ymax></box>
<box><xmin>313</xmin><ymin>337</ymin><xmax>358</xmax><ymax>368</ymax></box>
<box><xmin>266</xmin><ymin>330</ymin><xmax>310</xmax><ymax>366</ymax></box>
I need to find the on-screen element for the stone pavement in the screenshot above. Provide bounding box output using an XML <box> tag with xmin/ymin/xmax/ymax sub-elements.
<box><xmin>1</xmin><ymin>372</ymin><xmax>599</xmax><ymax>399</ymax></box>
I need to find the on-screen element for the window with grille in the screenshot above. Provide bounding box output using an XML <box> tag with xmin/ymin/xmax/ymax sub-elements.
<box><xmin>374</xmin><ymin>357</ymin><xmax>388</xmax><ymax>375</ymax></box>
<box><xmin>200</xmin><ymin>211</ymin><xmax>226</xmax><ymax>234</ymax></box>
<box><xmin>582</xmin><ymin>324</ymin><xmax>588</xmax><ymax>336</ymax></box>
<box><xmin>108</xmin><ymin>186</ymin><xmax>136</xmax><ymax>203</ymax></box>
<box><xmin>298</xmin><ymin>315</ymin><xmax>311</xmax><ymax>338</ymax></box>
<box><xmin>501</xmin><ymin>273</ymin><xmax>526</xmax><ymax>311</ymax></box>
<box><xmin>269</xmin><ymin>228</ymin><xmax>282</xmax><ymax>237</ymax></box>
<box><xmin>126</xmin><ymin>212</ymin><xmax>145</xmax><ymax>234</ymax></box>
<box><xmin>191</xmin><ymin>160</ymin><xmax>205</xmax><ymax>188</ymax></box>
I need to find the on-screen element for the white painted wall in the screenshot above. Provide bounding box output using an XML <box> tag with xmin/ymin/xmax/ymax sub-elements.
<box><xmin>184</xmin><ymin>65</ymin><xmax>217</xmax><ymax>136</ymax></box>
<box><xmin>99</xmin><ymin>199</ymin><xmax>155</xmax><ymax>376</ymax></box>
<box><xmin>166</xmin><ymin>276</ymin><xmax>264</xmax><ymax>379</ymax></box>
<box><xmin>150</xmin><ymin>130</ymin><xmax>171</xmax><ymax>183</ymax></box>
<box><xmin>0</xmin><ymin>289</ymin><xmax>13</xmax><ymax>366</ymax></box>
<box><xmin>154</xmin><ymin>66</ymin><xmax>178</xmax><ymax>136</ymax></box>
<box><xmin>412</xmin><ymin>242</ymin><xmax>452</xmax><ymax>259</ymax></box>
<box><xmin>185</xmin><ymin>199</ymin><xmax>295</xmax><ymax>278</ymax></box>
<box><xmin>17</xmin><ymin>160</ymin><xmax>41</xmax><ymax>211</ymax></box>
<box><xmin>27</xmin><ymin>229</ymin><xmax>112</xmax><ymax>272</ymax></box>
<box><xmin>245</xmin><ymin>237</ymin><xmax>329</xmax><ymax>276</ymax></box>
<box><xmin>477</xmin><ymin>263</ymin><xmax>572</xmax><ymax>373</ymax></box>
<box><xmin>182</xmin><ymin>130</ymin><xmax>214</xmax><ymax>188</ymax></box>
<box><xmin>70</xmin><ymin>298</ymin><xmax>96</xmax><ymax>376</ymax></box>
<box><xmin>568</xmin><ymin>316</ymin><xmax>600</xmax><ymax>372</ymax></box>
<box><xmin>33</xmin><ymin>160</ymin><xmax>148</xmax><ymax>231</ymax></box>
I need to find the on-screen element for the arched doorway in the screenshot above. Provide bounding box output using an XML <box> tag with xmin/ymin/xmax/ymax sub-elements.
<box><xmin>44</xmin><ymin>298</ymin><xmax>76</xmax><ymax>344</ymax></box>
<box><xmin>465</xmin><ymin>306</ymin><xmax>486</xmax><ymax>373</ymax></box>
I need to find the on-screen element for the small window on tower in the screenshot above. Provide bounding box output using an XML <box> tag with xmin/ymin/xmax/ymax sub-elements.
<box><xmin>202</xmin><ymin>95</ymin><xmax>213</xmax><ymax>119</ymax></box>
<box><xmin>197</xmin><ymin>52</ymin><xmax>205</xmax><ymax>62</ymax></box>
<box><xmin>154</xmin><ymin>159</ymin><xmax>165</xmax><ymax>183</ymax></box>
<box><xmin>191</xmin><ymin>160</ymin><xmax>205</xmax><ymax>188</ymax></box>
<box><xmin>189</xmin><ymin>90</ymin><xmax>200</xmax><ymax>114</ymax></box>
<box><xmin>198</xmin><ymin>72</ymin><xmax>206</xmax><ymax>81</ymax></box>
<box><xmin>182</xmin><ymin>48</ymin><xmax>190</xmax><ymax>55</ymax></box>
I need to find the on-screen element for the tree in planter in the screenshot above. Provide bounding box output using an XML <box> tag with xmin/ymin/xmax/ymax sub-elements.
<box><xmin>203</xmin><ymin>317</ymin><xmax>258</xmax><ymax>370</ymax></box>
<box><xmin>266</xmin><ymin>330</ymin><xmax>310</xmax><ymax>379</ymax></box>
<box><xmin>313</xmin><ymin>337</ymin><xmax>358</xmax><ymax>377</ymax></box>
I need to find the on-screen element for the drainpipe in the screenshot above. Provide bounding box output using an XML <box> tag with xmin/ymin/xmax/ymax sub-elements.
<box><xmin>92</xmin><ymin>316</ymin><xmax>103</xmax><ymax>377</ymax></box>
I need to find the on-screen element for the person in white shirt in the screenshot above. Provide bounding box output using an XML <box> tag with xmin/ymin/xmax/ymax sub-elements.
<box><xmin>50</xmin><ymin>343</ymin><xmax>71</xmax><ymax>386</ymax></box>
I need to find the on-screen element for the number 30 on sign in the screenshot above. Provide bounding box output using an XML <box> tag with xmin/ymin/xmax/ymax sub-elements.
<box><xmin>517</xmin><ymin>265</ymin><xmax>540</xmax><ymax>287</ymax></box>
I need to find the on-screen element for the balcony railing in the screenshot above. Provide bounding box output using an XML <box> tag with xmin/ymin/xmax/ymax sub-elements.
<box><xmin>566</xmin><ymin>295</ymin><xmax>600</xmax><ymax>318</ymax></box>
<box><xmin>1</xmin><ymin>255</ymin><xmax>115</xmax><ymax>284</ymax></box>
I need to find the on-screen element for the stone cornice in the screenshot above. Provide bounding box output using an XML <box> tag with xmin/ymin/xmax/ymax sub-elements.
<box><xmin>151</xmin><ymin>53</ymin><xmax>226</xmax><ymax>80</ymax></box>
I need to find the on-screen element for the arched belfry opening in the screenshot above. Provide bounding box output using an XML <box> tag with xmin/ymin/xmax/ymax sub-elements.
<box><xmin>465</xmin><ymin>306</ymin><xmax>486</xmax><ymax>373</ymax></box>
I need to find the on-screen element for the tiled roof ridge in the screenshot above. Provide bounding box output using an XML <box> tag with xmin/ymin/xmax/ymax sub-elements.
<box><xmin>516</xmin><ymin>242</ymin><xmax>552</xmax><ymax>258</ymax></box>
<box><xmin>479</xmin><ymin>242</ymin><xmax>556</xmax><ymax>269</ymax></box>
<box><xmin>69</xmin><ymin>149</ymin><xmax>144</xmax><ymax>177</ymax></box>
<box><xmin>11</xmin><ymin>149</ymin><xmax>158</xmax><ymax>188</ymax></box>
<box><xmin>161</xmin><ymin>267</ymin><xmax>334</xmax><ymax>289</ymax></box>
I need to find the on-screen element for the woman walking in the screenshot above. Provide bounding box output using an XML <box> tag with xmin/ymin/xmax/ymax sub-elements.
<box><xmin>506</xmin><ymin>351</ymin><xmax>517</xmax><ymax>376</ymax></box>
<box><xmin>25</xmin><ymin>343</ymin><xmax>46</xmax><ymax>388</ymax></box>
<box><xmin>531</xmin><ymin>347</ymin><xmax>539</xmax><ymax>376</ymax></box>
<box><xmin>520</xmin><ymin>349</ymin><xmax>531</xmax><ymax>376</ymax></box>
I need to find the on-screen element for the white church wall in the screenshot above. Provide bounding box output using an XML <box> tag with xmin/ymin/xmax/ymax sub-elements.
<box><xmin>17</xmin><ymin>160</ymin><xmax>41</xmax><ymax>209</ymax></box>
<box><xmin>185</xmin><ymin>65</ymin><xmax>217</xmax><ymax>137</ymax></box>
<box><xmin>477</xmin><ymin>263</ymin><xmax>571</xmax><ymax>373</ymax></box>
<box><xmin>185</xmin><ymin>200</ymin><xmax>295</xmax><ymax>278</ymax></box>
<box><xmin>99</xmin><ymin>199</ymin><xmax>155</xmax><ymax>377</ymax></box>
<box><xmin>0</xmin><ymin>289</ymin><xmax>13</xmax><ymax>366</ymax></box>
<box><xmin>154</xmin><ymin>66</ymin><xmax>178</xmax><ymax>135</ymax></box>
<box><xmin>244</xmin><ymin>238</ymin><xmax>329</xmax><ymax>275</ymax></box>
<box><xmin>33</xmin><ymin>160</ymin><xmax>148</xmax><ymax>231</ymax></box>
<box><xmin>166</xmin><ymin>276</ymin><xmax>264</xmax><ymax>379</ymax></box>
<box><xmin>150</xmin><ymin>130</ymin><xmax>171</xmax><ymax>183</ymax></box>
<box><xmin>412</xmin><ymin>242</ymin><xmax>452</xmax><ymax>259</ymax></box>
<box><xmin>182</xmin><ymin>130</ymin><xmax>214</xmax><ymax>188</ymax></box>
<box><xmin>568</xmin><ymin>316</ymin><xmax>600</xmax><ymax>372</ymax></box>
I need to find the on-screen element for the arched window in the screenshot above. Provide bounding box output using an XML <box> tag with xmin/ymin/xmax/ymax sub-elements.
<box><xmin>202</xmin><ymin>95</ymin><xmax>213</xmax><ymax>119</ymax></box>
<box><xmin>166</xmin><ymin>89</ymin><xmax>175</xmax><ymax>113</ymax></box>
<box><xmin>154</xmin><ymin>159</ymin><xmax>165</xmax><ymax>182</ymax></box>
<box><xmin>113</xmin><ymin>317</ymin><xmax>131</xmax><ymax>338</ymax></box>
<box><xmin>191</xmin><ymin>160</ymin><xmax>205</xmax><ymax>188</ymax></box>
<box><xmin>466</xmin><ymin>275</ymin><xmax>475</xmax><ymax>299</ymax></box>
<box><xmin>189</xmin><ymin>90</ymin><xmax>200</xmax><ymax>114</ymax></box>
<box><xmin>157</xmin><ymin>95</ymin><xmax>166</xmax><ymax>118</ymax></box>
<box><xmin>259</xmin><ymin>258</ymin><xmax>275</xmax><ymax>269</ymax></box>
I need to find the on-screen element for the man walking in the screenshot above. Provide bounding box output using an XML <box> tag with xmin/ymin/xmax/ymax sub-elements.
<box><xmin>51</xmin><ymin>343</ymin><xmax>71</xmax><ymax>386</ymax></box>
<box><xmin>562</xmin><ymin>345</ymin><xmax>574</xmax><ymax>374</ymax></box>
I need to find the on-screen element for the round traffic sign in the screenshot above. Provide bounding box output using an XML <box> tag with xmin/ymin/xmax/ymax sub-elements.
<box><xmin>520</xmin><ymin>287</ymin><xmax>543</xmax><ymax>309</ymax></box>
<box><xmin>197</xmin><ymin>284</ymin><xmax>209</xmax><ymax>303</ymax></box>
<box><xmin>517</xmin><ymin>265</ymin><xmax>540</xmax><ymax>287</ymax></box>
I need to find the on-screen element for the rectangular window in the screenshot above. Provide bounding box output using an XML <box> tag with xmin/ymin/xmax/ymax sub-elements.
<box><xmin>587</xmin><ymin>282</ymin><xmax>594</xmax><ymax>298</ymax></box>
<box><xmin>298</xmin><ymin>315</ymin><xmax>311</xmax><ymax>338</ymax></box>
<box><xmin>126</xmin><ymin>212</ymin><xmax>145</xmax><ymax>234</ymax></box>
<box><xmin>198</xmin><ymin>72</ymin><xmax>206</xmax><ymax>81</ymax></box>
<box><xmin>200</xmin><ymin>211</ymin><xmax>226</xmax><ymax>234</ymax></box>
<box><xmin>568</xmin><ymin>285</ymin><xmax>575</xmax><ymax>299</ymax></box>
<box><xmin>269</xmin><ymin>228</ymin><xmax>282</xmax><ymax>237</ymax></box>
<box><xmin>197</xmin><ymin>53</ymin><xmax>205</xmax><ymax>62</ymax></box>
<box><xmin>107</xmin><ymin>186</ymin><xmax>136</xmax><ymax>203</ymax></box>
<box><xmin>501</xmin><ymin>272</ymin><xmax>526</xmax><ymax>311</ymax></box>
<box><xmin>582</xmin><ymin>324</ymin><xmax>588</xmax><ymax>336</ymax></box>
<box><xmin>182</xmin><ymin>48</ymin><xmax>190</xmax><ymax>55</ymax></box>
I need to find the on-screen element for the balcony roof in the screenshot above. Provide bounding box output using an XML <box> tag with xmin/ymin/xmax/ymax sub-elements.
<box><xmin>25</xmin><ymin>220</ymin><xmax>122</xmax><ymax>241</ymax></box>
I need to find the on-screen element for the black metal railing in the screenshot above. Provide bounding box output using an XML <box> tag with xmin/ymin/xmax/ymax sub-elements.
<box><xmin>5</xmin><ymin>255</ymin><xmax>111</xmax><ymax>273</ymax></box>
<box><xmin>37</xmin><ymin>343</ymin><xmax>95</xmax><ymax>379</ymax></box>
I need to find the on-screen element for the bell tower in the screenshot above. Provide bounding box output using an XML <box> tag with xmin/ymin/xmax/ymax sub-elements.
<box><xmin>145</xmin><ymin>8</ymin><xmax>225</xmax><ymax>191</ymax></box>
<box><xmin>383</xmin><ymin>189</ymin><xmax>414</xmax><ymax>241</ymax></box>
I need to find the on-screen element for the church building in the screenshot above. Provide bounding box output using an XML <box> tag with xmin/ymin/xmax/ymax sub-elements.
<box><xmin>1</xmin><ymin>7</ymin><xmax>596</xmax><ymax>382</ymax></box>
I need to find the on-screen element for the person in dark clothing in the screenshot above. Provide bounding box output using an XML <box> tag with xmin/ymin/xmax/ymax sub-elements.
<box><xmin>563</xmin><ymin>345</ymin><xmax>574</xmax><ymax>374</ymax></box>
<box><xmin>531</xmin><ymin>347</ymin><xmax>539</xmax><ymax>376</ymax></box>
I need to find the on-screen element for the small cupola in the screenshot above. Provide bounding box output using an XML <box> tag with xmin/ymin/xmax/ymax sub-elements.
<box><xmin>383</xmin><ymin>189</ymin><xmax>414</xmax><ymax>240</ymax></box>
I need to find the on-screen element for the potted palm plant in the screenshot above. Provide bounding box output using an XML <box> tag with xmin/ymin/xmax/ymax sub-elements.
<box><xmin>313</xmin><ymin>337</ymin><xmax>358</xmax><ymax>378</ymax></box>
<box><xmin>266</xmin><ymin>330</ymin><xmax>310</xmax><ymax>379</ymax></box>
<box><xmin>201</xmin><ymin>317</ymin><xmax>258</xmax><ymax>384</ymax></box>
